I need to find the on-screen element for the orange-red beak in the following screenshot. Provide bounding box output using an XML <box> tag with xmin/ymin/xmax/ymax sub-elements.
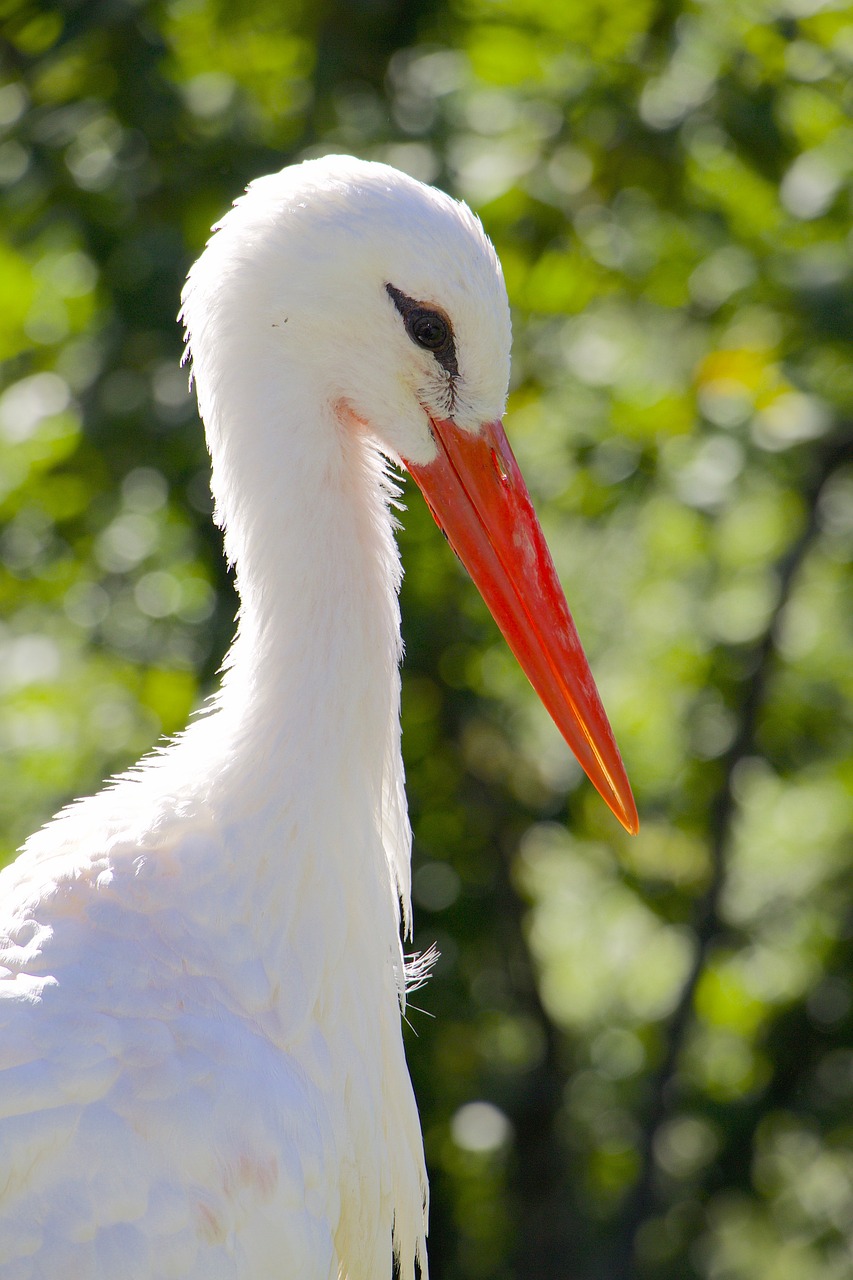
<box><xmin>404</xmin><ymin>416</ymin><xmax>638</xmax><ymax>835</ymax></box>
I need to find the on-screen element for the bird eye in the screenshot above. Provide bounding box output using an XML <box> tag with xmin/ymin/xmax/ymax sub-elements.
<box><xmin>386</xmin><ymin>283</ymin><xmax>459</xmax><ymax>378</ymax></box>
<box><xmin>409</xmin><ymin>312</ymin><xmax>449</xmax><ymax>352</ymax></box>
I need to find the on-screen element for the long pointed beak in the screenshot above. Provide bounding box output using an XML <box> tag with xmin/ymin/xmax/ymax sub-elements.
<box><xmin>403</xmin><ymin>416</ymin><xmax>638</xmax><ymax>835</ymax></box>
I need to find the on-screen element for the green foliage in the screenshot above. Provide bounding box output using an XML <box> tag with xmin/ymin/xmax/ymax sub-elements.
<box><xmin>1</xmin><ymin>0</ymin><xmax>851</xmax><ymax>1275</ymax></box>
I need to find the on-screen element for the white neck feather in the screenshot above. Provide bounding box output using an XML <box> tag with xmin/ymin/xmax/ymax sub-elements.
<box><xmin>189</xmin><ymin>342</ymin><xmax>412</xmax><ymax>962</ymax></box>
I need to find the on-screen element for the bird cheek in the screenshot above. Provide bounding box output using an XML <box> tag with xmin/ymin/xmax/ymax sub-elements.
<box><xmin>335</xmin><ymin>388</ymin><xmax>438</xmax><ymax>468</ymax></box>
<box><xmin>388</xmin><ymin>404</ymin><xmax>441</xmax><ymax>467</ymax></box>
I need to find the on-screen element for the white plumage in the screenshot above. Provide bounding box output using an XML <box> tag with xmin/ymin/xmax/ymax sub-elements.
<box><xmin>0</xmin><ymin>155</ymin><xmax>635</xmax><ymax>1279</ymax></box>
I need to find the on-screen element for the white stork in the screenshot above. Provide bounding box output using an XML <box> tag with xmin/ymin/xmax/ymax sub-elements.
<box><xmin>0</xmin><ymin>155</ymin><xmax>636</xmax><ymax>1279</ymax></box>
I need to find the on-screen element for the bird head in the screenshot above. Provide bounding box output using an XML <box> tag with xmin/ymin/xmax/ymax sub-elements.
<box><xmin>181</xmin><ymin>154</ymin><xmax>637</xmax><ymax>834</ymax></box>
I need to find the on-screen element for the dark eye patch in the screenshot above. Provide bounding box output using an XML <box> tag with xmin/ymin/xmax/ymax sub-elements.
<box><xmin>386</xmin><ymin>283</ymin><xmax>459</xmax><ymax>379</ymax></box>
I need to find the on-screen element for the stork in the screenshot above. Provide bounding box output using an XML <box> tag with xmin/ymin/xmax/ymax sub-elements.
<box><xmin>0</xmin><ymin>155</ymin><xmax>636</xmax><ymax>1279</ymax></box>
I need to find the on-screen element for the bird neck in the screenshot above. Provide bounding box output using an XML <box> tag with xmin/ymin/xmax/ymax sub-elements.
<box><xmin>227</xmin><ymin>435</ymin><xmax>403</xmax><ymax>805</ymax></box>
<box><xmin>197</xmin><ymin>356</ymin><xmax>411</xmax><ymax>941</ymax></box>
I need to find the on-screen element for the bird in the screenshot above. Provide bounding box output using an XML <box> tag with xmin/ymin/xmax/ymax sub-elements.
<box><xmin>0</xmin><ymin>154</ymin><xmax>637</xmax><ymax>1280</ymax></box>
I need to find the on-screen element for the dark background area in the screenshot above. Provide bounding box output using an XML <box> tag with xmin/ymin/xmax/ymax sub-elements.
<box><xmin>1</xmin><ymin>0</ymin><xmax>852</xmax><ymax>1275</ymax></box>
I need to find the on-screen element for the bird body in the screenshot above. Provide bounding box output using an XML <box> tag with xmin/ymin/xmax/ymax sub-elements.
<box><xmin>0</xmin><ymin>155</ymin><xmax>635</xmax><ymax>1278</ymax></box>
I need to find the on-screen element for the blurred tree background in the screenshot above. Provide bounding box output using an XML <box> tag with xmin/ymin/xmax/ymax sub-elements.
<box><xmin>1</xmin><ymin>0</ymin><xmax>852</xmax><ymax>1275</ymax></box>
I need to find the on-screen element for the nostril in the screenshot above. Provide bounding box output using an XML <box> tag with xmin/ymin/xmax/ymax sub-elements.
<box><xmin>490</xmin><ymin>447</ymin><xmax>509</xmax><ymax>484</ymax></box>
